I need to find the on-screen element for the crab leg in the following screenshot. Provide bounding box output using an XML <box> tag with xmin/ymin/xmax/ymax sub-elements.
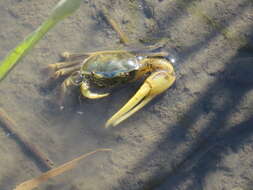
<box><xmin>58</xmin><ymin>71</ymin><xmax>84</xmax><ymax>109</ymax></box>
<box><xmin>51</xmin><ymin>65</ymin><xmax>81</xmax><ymax>79</ymax></box>
<box><xmin>60</xmin><ymin>51</ymin><xmax>91</xmax><ymax>61</ymax></box>
<box><xmin>58</xmin><ymin>77</ymin><xmax>75</xmax><ymax>109</ymax></box>
<box><xmin>105</xmin><ymin>70</ymin><xmax>176</xmax><ymax>128</ymax></box>
<box><xmin>61</xmin><ymin>50</ymin><xmax>128</xmax><ymax>60</ymax></box>
<box><xmin>47</xmin><ymin>60</ymin><xmax>81</xmax><ymax>72</ymax></box>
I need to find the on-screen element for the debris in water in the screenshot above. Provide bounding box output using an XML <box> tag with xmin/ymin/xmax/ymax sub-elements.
<box><xmin>14</xmin><ymin>148</ymin><xmax>112</xmax><ymax>190</ymax></box>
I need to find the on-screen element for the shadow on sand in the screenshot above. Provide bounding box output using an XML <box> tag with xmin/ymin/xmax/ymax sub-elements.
<box><xmin>109</xmin><ymin>0</ymin><xmax>253</xmax><ymax>188</ymax></box>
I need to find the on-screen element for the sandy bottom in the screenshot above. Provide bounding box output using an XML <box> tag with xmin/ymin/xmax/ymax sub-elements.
<box><xmin>0</xmin><ymin>0</ymin><xmax>252</xmax><ymax>190</ymax></box>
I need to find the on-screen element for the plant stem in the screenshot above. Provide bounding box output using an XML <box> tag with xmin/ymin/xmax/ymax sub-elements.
<box><xmin>0</xmin><ymin>0</ymin><xmax>82</xmax><ymax>81</ymax></box>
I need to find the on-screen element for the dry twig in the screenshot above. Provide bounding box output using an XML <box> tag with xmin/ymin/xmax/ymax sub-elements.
<box><xmin>102</xmin><ymin>7</ymin><xmax>130</xmax><ymax>45</ymax></box>
<box><xmin>0</xmin><ymin>108</ymin><xmax>54</xmax><ymax>170</ymax></box>
<box><xmin>14</xmin><ymin>148</ymin><xmax>112</xmax><ymax>190</ymax></box>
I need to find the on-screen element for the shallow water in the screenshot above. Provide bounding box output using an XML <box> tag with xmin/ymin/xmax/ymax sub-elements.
<box><xmin>0</xmin><ymin>0</ymin><xmax>253</xmax><ymax>190</ymax></box>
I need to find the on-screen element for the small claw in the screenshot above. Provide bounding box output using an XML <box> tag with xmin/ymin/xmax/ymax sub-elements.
<box><xmin>81</xmin><ymin>82</ymin><xmax>110</xmax><ymax>99</ymax></box>
<box><xmin>105</xmin><ymin>70</ymin><xmax>176</xmax><ymax>128</ymax></box>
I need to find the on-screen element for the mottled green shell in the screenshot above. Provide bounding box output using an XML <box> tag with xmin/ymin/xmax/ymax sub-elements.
<box><xmin>82</xmin><ymin>52</ymin><xmax>141</xmax><ymax>76</ymax></box>
<box><xmin>81</xmin><ymin>52</ymin><xmax>143</xmax><ymax>87</ymax></box>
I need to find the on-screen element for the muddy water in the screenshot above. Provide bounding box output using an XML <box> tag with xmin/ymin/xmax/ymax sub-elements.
<box><xmin>0</xmin><ymin>0</ymin><xmax>253</xmax><ymax>190</ymax></box>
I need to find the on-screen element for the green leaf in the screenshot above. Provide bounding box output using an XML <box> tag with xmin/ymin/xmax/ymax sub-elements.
<box><xmin>0</xmin><ymin>0</ymin><xmax>82</xmax><ymax>81</ymax></box>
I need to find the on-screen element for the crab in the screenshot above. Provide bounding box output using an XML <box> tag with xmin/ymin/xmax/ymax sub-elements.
<box><xmin>46</xmin><ymin>8</ymin><xmax>176</xmax><ymax>128</ymax></box>
<box><xmin>47</xmin><ymin>49</ymin><xmax>176</xmax><ymax>128</ymax></box>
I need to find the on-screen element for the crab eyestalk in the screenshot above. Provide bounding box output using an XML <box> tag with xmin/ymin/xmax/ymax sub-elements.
<box><xmin>0</xmin><ymin>0</ymin><xmax>82</xmax><ymax>81</ymax></box>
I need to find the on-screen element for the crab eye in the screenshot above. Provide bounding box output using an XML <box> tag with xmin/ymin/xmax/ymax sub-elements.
<box><xmin>166</xmin><ymin>55</ymin><xmax>176</xmax><ymax>64</ymax></box>
<box><xmin>163</xmin><ymin>51</ymin><xmax>178</xmax><ymax>64</ymax></box>
<box><xmin>170</xmin><ymin>57</ymin><xmax>176</xmax><ymax>63</ymax></box>
<box><xmin>137</xmin><ymin>56</ymin><xmax>144</xmax><ymax>60</ymax></box>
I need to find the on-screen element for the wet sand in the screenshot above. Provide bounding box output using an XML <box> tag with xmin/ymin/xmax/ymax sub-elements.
<box><xmin>0</xmin><ymin>0</ymin><xmax>252</xmax><ymax>190</ymax></box>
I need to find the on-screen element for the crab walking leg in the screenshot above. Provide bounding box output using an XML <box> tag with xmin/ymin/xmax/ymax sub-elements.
<box><xmin>60</xmin><ymin>51</ymin><xmax>92</xmax><ymax>61</ymax></box>
<box><xmin>61</xmin><ymin>50</ymin><xmax>129</xmax><ymax>60</ymax></box>
<box><xmin>139</xmin><ymin>52</ymin><xmax>169</xmax><ymax>58</ymax></box>
<box><xmin>51</xmin><ymin>65</ymin><xmax>81</xmax><ymax>79</ymax></box>
<box><xmin>58</xmin><ymin>71</ymin><xmax>84</xmax><ymax>109</ymax></box>
<box><xmin>58</xmin><ymin>77</ymin><xmax>74</xmax><ymax>109</ymax></box>
<box><xmin>105</xmin><ymin>70</ymin><xmax>176</xmax><ymax>128</ymax></box>
<box><xmin>80</xmin><ymin>82</ymin><xmax>110</xmax><ymax>99</ymax></box>
<box><xmin>47</xmin><ymin>60</ymin><xmax>81</xmax><ymax>72</ymax></box>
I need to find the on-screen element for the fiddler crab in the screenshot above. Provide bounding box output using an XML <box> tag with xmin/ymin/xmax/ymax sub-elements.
<box><xmin>47</xmin><ymin>49</ymin><xmax>176</xmax><ymax>128</ymax></box>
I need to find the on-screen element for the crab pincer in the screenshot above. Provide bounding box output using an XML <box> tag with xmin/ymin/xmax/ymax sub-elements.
<box><xmin>105</xmin><ymin>60</ymin><xmax>175</xmax><ymax>128</ymax></box>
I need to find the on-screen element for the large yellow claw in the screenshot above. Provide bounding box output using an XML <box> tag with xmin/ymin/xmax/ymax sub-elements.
<box><xmin>105</xmin><ymin>70</ymin><xmax>176</xmax><ymax>128</ymax></box>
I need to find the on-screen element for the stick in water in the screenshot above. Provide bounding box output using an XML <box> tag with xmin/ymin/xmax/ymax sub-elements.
<box><xmin>14</xmin><ymin>148</ymin><xmax>112</xmax><ymax>190</ymax></box>
<box><xmin>0</xmin><ymin>108</ymin><xmax>54</xmax><ymax>170</ymax></box>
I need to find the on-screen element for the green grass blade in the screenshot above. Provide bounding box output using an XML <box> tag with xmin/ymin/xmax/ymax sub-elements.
<box><xmin>0</xmin><ymin>19</ymin><xmax>56</xmax><ymax>80</ymax></box>
<box><xmin>0</xmin><ymin>0</ymin><xmax>82</xmax><ymax>81</ymax></box>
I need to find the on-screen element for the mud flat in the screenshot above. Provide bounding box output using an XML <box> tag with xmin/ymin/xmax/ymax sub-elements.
<box><xmin>0</xmin><ymin>0</ymin><xmax>252</xmax><ymax>190</ymax></box>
